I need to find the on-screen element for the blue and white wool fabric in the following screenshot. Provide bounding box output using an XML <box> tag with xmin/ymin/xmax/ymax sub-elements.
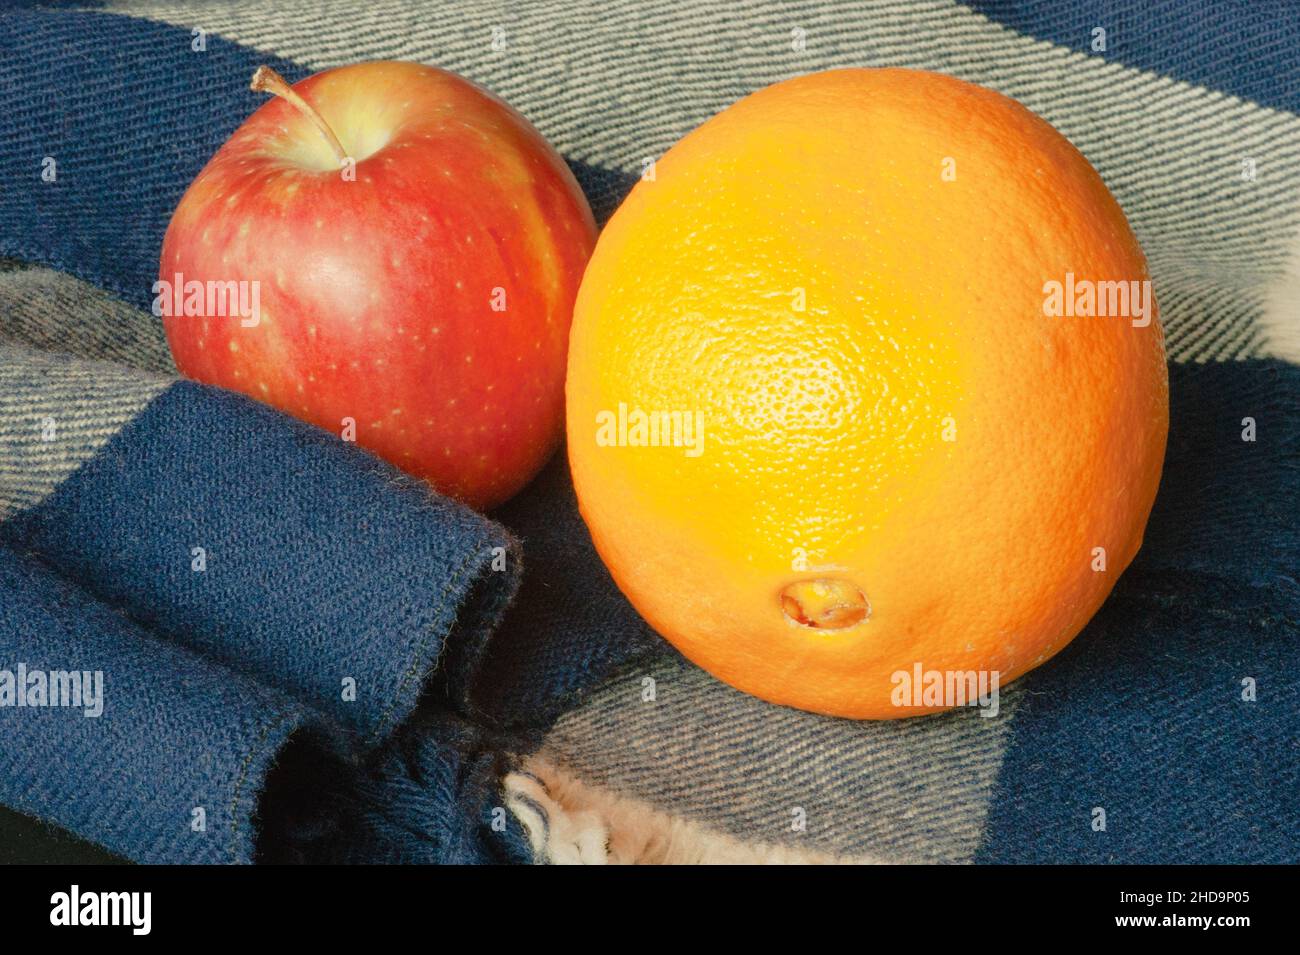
<box><xmin>0</xmin><ymin>1</ymin><xmax>1296</xmax><ymax>864</ymax></box>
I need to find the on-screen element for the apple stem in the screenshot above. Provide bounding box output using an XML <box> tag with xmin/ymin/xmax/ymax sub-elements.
<box><xmin>250</xmin><ymin>65</ymin><xmax>349</xmax><ymax>168</ymax></box>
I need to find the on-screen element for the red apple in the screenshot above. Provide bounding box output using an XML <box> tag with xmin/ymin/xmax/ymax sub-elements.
<box><xmin>159</xmin><ymin>61</ymin><xmax>596</xmax><ymax>509</ymax></box>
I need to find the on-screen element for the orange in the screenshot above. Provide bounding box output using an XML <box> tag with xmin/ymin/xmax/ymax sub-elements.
<box><xmin>565</xmin><ymin>69</ymin><xmax>1168</xmax><ymax>718</ymax></box>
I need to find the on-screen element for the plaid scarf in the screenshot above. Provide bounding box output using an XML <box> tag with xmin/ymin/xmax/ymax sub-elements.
<box><xmin>1</xmin><ymin>0</ymin><xmax>1297</xmax><ymax>864</ymax></box>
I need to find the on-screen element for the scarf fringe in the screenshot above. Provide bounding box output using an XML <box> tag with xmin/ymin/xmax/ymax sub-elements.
<box><xmin>506</xmin><ymin>756</ymin><xmax>886</xmax><ymax>865</ymax></box>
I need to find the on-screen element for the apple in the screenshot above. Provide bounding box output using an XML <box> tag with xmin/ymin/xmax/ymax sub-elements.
<box><xmin>158</xmin><ymin>61</ymin><xmax>596</xmax><ymax>510</ymax></box>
